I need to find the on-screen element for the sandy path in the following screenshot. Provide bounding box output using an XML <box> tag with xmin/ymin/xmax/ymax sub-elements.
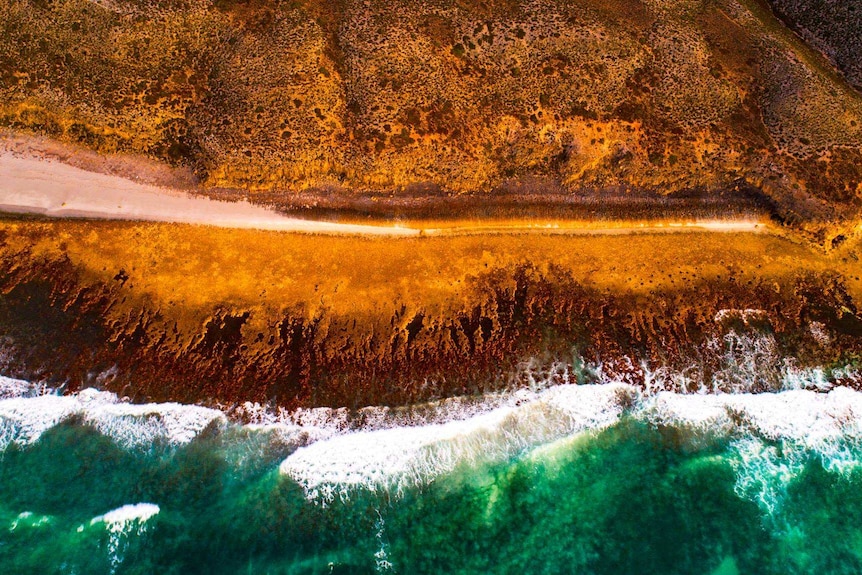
<box><xmin>0</xmin><ymin>153</ymin><xmax>419</xmax><ymax>236</ymax></box>
<box><xmin>0</xmin><ymin>152</ymin><xmax>766</xmax><ymax>236</ymax></box>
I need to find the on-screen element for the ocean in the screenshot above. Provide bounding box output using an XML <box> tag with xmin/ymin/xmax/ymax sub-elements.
<box><xmin>2</xmin><ymin>370</ymin><xmax>862</xmax><ymax>574</ymax></box>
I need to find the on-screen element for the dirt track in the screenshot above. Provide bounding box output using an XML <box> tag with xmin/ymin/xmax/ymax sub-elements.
<box><xmin>0</xmin><ymin>152</ymin><xmax>767</xmax><ymax>237</ymax></box>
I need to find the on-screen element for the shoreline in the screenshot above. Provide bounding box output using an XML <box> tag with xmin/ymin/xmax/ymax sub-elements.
<box><xmin>1</xmin><ymin>218</ymin><xmax>858</xmax><ymax>408</ymax></box>
<box><xmin>0</xmin><ymin>150</ymin><xmax>769</xmax><ymax>237</ymax></box>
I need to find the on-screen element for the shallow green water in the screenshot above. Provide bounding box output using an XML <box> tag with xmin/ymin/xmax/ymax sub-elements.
<box><xmin>3</xmin><ymin>414</ymin><xmax>862</xmax><ymax>575</ymax></box>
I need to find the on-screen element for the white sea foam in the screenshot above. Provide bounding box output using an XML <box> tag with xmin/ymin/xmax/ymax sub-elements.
<box><xmin>642</xmin><ymin>387</ymin><xmax>862</xmax><ymax>443</ymax></box>
<box><xmin>645</xmin><ymin>388</ymin><xmax>862</xmax><ymax>447</ymax></box>
<box><xmin>280</xmin><ymin>383</ymin><xmax>637</xmax><ymax>503</ymax></box>
<box><xmin>730</xmin><ymin>437</ymin><xmax>808</xmax><ymax>516</ymax></box>
<box><xmin>230</xmin><ymin>389</ymin><xmax>522</xmax><ymax>433</ymax></box>
<box><xmin>84</xmin><ymin>401</ymin><xmax>226</xmax><ymax>450</ymax></box>
<box><xmin>282</xmin><ymin>385</ymin><xmax>862</xmax><ymax>505</ymax></box>
<box><xmin>9</xmin><ymin>511</ymin><xmax>51</xmax><ymax>531</ymax></box>
<box><xmin>726</xmin><ymin>388</ymin><xmax>862</xmax><ymax>514</ymax></box>
<box><xmin>0</xmin><ymin>388</ymin><xmax>224</xmax><ymax>450</ymax></box>
<box><xmin>3</xmin><ymin>372</ymin><xmax>862</xmax><ymax>513</ymax></box>
<box><xmin>642</xmin><ymin>391</ymin><xmax>735</xmax><ymax>435</ymax></box>
<box><xmin>90</xmin><ymin>503</ymin><xmax>160</xmax><ymax>528</ymax></box>
<box><xmin>645</xmin><ymin>388</ymin><xmax>862</xmax><ymax>515</ymax></box>
<box><xmin>724</xmin><ymin>388</ymin><xmax>862</xmax><ymax>445</ymax></box>
<box><xmin>0</xmin><ymin>394</ymin><xmax>97</xmax><ymax>450</ymax></box>
<box><xmin>0</xmin><ymin>375</ymin><xmax>39</xmax><ymax>399</ymax></box>
<box><xmin>89</xmin><ymin>503</ymin><xmax>160</xmax><ymax>573</ymax></box>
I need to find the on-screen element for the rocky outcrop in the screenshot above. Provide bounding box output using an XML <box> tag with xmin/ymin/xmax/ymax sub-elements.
<box><xmin>1</xmin><ymin>221</ymin><xmax>860</xmax><ymax>408</ymax></box>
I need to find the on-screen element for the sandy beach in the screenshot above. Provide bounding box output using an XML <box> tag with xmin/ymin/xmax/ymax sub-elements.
<box><xmin>0</xmin><ymin>152</ymin><xmax>420</xmax><ymax>236</ymax></box>
<box><xmin>0</xmin><ymin>151</ymin><xmax>767</xmax><ymax>236</ymax></box>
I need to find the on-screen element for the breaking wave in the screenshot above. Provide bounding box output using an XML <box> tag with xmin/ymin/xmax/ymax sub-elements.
<box><xmin>3</xmin><ymin>354</ymin><xmax>862</xmax><ymax>573</ymax></box>
<box><xmin>88</xmin><ymin>503</ymin><xmax>160</xmax><ymax>574</ymax></box>
<box><xmin>281</xmin><ymin>384</ymin><xmax>862</xmax><ymax>508</ymax></box>
<box><xmin>3</xmin><ymin>356</ymin><xmax>862</xmax><ymax>514</ymax></box>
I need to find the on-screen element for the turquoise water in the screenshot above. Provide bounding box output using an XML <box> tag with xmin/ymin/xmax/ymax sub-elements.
<box><xmin>3</xmin><ymin>384</ymin><xmax>862</xmax><ymax>574</ymax></box>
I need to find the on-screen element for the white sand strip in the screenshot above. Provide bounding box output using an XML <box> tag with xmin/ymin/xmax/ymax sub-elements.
<box><xmin>0</xmin><ymin>153</ymin><xmax>419</xmax><ymax>236</ymax></box>
<box><xmin>0</xmin><ymin>152</ymin><xmax>766</xmax><ymax>236</ymax></box>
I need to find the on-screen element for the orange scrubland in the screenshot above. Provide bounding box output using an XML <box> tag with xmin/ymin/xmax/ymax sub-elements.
<box><xmin>2</xmin><ymin>0</ymin><xmax>862</xmax><ymax>242</ymax></box>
